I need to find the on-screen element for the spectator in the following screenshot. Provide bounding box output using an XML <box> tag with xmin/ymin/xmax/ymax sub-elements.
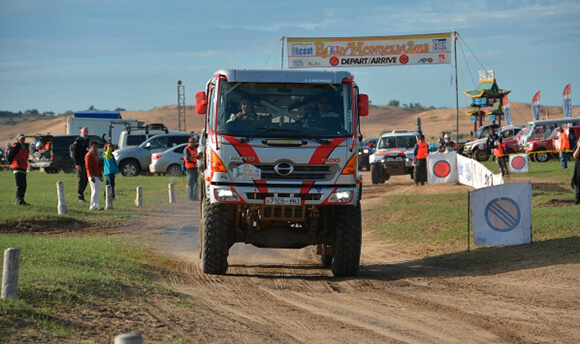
<box><xmin>556</xmin><ymin>126</ymin><xmax>570</xmax><ymax>169</ymax></box>
<box><xmin>8</xmin><ymin>133</ymin><xmax>30</xmax><ymax>205</ymax></box>
<box><xmin>494</xmin><ymin>137</ymin><xmax>509</xmax><ymax>178</ymax></box>
<box><xmin>571</xmin><ymin>138</ymin><xmax>580</xmax><ymax>205</ymax></box>
<box><xmin>85</xmin><ymin>140</ymin><xmax>102</xmax><ymax>210</ymax></box>
<box><xmin>73</xmin><ymin>127</ymin><xmax>90</xmax><ymax>202</ymax></box>
<box><xmin>103</xmin><ymin>143</ymin><xmax>119</xmax><ymax>200</ymax></box>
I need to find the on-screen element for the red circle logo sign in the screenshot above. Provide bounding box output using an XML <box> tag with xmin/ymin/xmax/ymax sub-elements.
<box><xmin>433</xmin><ymin>160</ymin><xmax>451</xmax><ymax>178</ymax></box>
<box><xmin>330</xmin><ymin>56</ymin><xmax>339</xmax><ymax>66</ymax></box>
<box><xmin>511</xmin><ymin>156</ymin><xmax>526</xmax><ymax>170</ymax></box>
<box><xmin>399</xmin><ymin>55</ymin><xmax>409</xmax><ymax>64</ymax></box>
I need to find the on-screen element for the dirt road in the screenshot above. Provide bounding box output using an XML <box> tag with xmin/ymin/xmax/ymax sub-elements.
<box><xmin>135</xmin><ymin>172</ymin><xmax>579</xmax><ymax>343</ymax></box>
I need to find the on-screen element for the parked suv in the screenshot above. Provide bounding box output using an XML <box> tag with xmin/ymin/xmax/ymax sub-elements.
<box><xmin>462</xmin><ymin>125</ymin><xmax>523</xmax><ymax>161</ymax></box>
<box><xmin>113</xmin><ymin>133</ymin><xmax>192</xmax><ymax>176</ymax></box>
<box><xmin>30</xmin><ymin>134</ymin><xmax>106</xmax><ymax>173</ymax></box>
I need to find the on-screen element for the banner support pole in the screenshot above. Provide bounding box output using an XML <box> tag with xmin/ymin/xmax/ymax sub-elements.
<box><xmin>454</xmin><ymin>31</ymin><xmax>459</xmax><ymax>143</ymax></box>
<box><xmin>467</xmin><ymin>190</ymin><xmax>471</xmax><ymax>252</ymax></box>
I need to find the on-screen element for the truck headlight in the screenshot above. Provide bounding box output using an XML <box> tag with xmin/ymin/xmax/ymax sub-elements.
<box><xmin>214</xmin><ymin>188</ymin><xmax>240</xmax><ymax>201</ymax></box>
<box><xmin>328</xmin><ymin>190</ymin><xmax>353</xmax><ymax>203</ymax></box>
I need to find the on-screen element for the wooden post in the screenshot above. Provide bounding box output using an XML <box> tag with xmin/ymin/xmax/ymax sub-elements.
<box><xmin>1</xmin><ymin>248</ymin><xmax>20</xmax><ymax>300</ymax></box>
<box><xmin>114</xmin><ymin>333</ymin><xmax>143</xmax><ymax>344</ymax></box>
<box><xmin>135</xmin><ymin>186</ymin><xmax>143</xmax><ymax>207</ymax></box>
<box><xmin>168</xmin><ymin>183</ymin><xmax>175</xmax><ymax>203</ymax></box>
<box><xmin>56</xmin><ymin>181</ymin><xmax>67</xmax><ymax>215</ymax></box>
<box><xmin>105</xmin><ymin>185</ymin><xmax>114</xmax><ymax>210</ymax></box>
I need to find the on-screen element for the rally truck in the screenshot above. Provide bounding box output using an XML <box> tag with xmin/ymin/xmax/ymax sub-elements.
<box><xmin>195</xmin><ymin>69</ymin><xmax>369</xmax><ymax>277</ymax></box>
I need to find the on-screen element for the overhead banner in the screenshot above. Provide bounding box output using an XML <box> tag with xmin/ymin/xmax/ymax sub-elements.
<box><xmin>457</xmin><ymin>154</ymin><xmax>503</xmax><ymax>189</ymax></box>
<box><xmin>503</xmin><ymin>94</ymin><xmax>512</xmax><ymax>126</ymax></box>
<box><xmin>470</xmin><ymin>182</ymin><xmax>532</xmax><ymax>245</ymax></box>
<box><xmin>563</xmin><ymin>84</ymin><xmax>572</xmax><ymax>118</ymax></box>
<box><xmin>287</xmin><ymin>32</ymin><xmax>453</xmax><ymax>69</ymax></box>
<box><xmin>427</xmin><ymin>152</ymin><xmax>458</xmax><ymax>184</ymax></box>
<box><xmin>509</xmin><ymin>154</ymin><xmax>529</xmax><ymax>173</ymax></box>
<box><xmin>532</xmin><ymin>91</ymin><xmax>541</xmax><ymax>121</ymax></box>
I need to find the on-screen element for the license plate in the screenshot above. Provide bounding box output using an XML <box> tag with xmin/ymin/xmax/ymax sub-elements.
<box><xmin>265</xmin><ymin>197</ymin><xmax>301</xmax><ymax>205</ymax></box>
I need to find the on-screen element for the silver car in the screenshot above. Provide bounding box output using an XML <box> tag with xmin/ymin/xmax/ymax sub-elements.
<box><xmin>149</xmin><ymin>143</ymin><xmax>187</xmax><ymax>176</ymax></box>
<box><xmin>113</xmin><ymin>133</ymin><xmax>192</xmax><ymax>176</ymax></box>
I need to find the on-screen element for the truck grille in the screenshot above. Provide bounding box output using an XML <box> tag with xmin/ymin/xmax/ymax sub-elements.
<box><xmin>245</xmin><ymin>193</ymin><xmax>322</xmax><ymax>201</ymax></box>
<box><xmin>236</xmin><ymin>163</ymin><xmax>335</xmax><ymax>181</ymax></box>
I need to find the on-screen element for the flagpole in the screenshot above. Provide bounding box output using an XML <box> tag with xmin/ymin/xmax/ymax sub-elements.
<box><xmin>280</xmin><ymin>36</ymin><xmax>286</xmax><ymax>69</ymax></box>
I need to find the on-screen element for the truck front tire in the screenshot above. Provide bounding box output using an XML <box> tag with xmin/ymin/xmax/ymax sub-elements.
<box><xmin>200</xmin><ymin>202</ymin><xmax>229</xmax><ymax>275</ymax></box>
<box><xmin>331</xmin><ymin>203</ymin><xmax>362</xmax><ymax>277</ymax></box>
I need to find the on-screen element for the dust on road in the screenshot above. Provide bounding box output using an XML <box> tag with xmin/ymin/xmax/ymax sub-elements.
<box><xmin>135</xmin><ymin>172</ymin><xmax>579</xmax><ymax>344</ymax></box>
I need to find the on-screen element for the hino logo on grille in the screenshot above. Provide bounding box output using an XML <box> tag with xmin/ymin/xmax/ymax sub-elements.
<box><xmin>274</xmin><ymin>161</ymin><xmax>294</xmax><ymax>176</ymax></box>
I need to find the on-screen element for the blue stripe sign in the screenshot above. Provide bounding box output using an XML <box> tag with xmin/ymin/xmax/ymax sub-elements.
<box><xmin>470</xmin><ymin>182</ymin><xmax>532</xmax><ymax>245</ymax></box>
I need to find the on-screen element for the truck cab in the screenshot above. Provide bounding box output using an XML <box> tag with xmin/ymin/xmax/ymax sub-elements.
<box><xmin>195</xmin><ymin>69</ymin><xmax>369</xmax><ymax>277</ymax></box>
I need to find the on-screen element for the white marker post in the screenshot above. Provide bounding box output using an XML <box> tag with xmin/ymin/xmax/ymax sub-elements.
<box><xmin>56</xmin><ymin>181</ymin><xmax>67</xmax><ymax>215</ymax></box>
<box><xmin>1</xmin><ymin>248</ymin><xmax>20</xmax><ymax>300</ymax></box>
<box><xmin>135</xmin><ymin>186</ymin><xmax>143</xmax><ymax>207</ymax></box>
<box><xmin>105</xmin><ymin>185</ymin><xmax>114</xmax><ymax>210</ymax></box>
<box><xmin>168</xmin><ymin>183</ymin><xmax>175</xmax><ymax>203</ymax></box>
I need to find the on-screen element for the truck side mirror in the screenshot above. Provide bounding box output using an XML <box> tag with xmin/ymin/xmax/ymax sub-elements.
<box><xmin>358</xmin><ymin>94</ymin><xmax>369</xmax><ymax>117</ymax></box>
<box><xmin>195</xmin><ymin>91</ymin><xmax>208</xmax><ymax>115</ymax></box>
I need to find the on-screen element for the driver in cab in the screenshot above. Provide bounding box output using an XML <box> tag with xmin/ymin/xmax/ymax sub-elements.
<box><xmin>227</xmin><ymin>98</ymin><xmax>259</xmax><ymax>124</ymax></box>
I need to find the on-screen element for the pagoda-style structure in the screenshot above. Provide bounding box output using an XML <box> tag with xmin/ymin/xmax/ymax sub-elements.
<box><xmin>463</xmin><ymin>70</ymin><xmax>511</xmax><ymax>134</ymax></box>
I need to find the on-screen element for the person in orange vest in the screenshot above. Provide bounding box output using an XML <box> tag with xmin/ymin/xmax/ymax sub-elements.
<box><xmin>556</xmin><ymin>126</ymin><xmax>570</xmax><ymax>168</ymax></box>
<box><xmin>413</xmin><ymin>134</ymin><xmax>429</xmax><ymax>186</ymax></box>
<box><xmin>8</xmin><ymin>133</ymin><xmax>30</xmax><ymax>205</ymax></box>
<box><xmin>184</xmin><ymin>137</ymin><xmax>202</xmax><ymax>201</ymax></box>
<box><xmin>493</xmin><ymin>137</ymin><xmax>509</xmax><ymax>178</ymax></box>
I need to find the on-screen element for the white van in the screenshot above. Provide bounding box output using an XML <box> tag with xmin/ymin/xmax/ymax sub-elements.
<box><xmin>117</xmin><ymin>123</ymin><xmax>184</xmax><ymax>149</ymax></box>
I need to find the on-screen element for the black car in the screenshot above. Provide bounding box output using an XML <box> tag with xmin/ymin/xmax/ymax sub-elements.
<box><xmin>30</xmin><ymin>134</ymin><xmax>106</xmax><ymax>173</ymax></box>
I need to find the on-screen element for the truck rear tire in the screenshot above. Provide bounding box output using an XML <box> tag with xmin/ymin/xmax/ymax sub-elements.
<box><xmin>331</xmin><ymin>203</ymin><xmax>362</xmax><ymax>277</ymax></box>
<box><xmin>62</xmin><ymin>157</ymin><xmax>75</xmax><ymax>173</ymax></box>
<box><xmin>200</xmin><ymin>202</ymin><xmax>229</xmax><ymax>275</ymax></box>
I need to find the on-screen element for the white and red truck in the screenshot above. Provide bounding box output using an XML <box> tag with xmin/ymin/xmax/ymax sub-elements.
<box><xmin>195</xmin><ymin>69</ymin><xmax>369</xmax><ymax>277</ymax></box>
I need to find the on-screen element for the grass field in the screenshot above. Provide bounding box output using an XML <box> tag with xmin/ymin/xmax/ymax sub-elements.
<box><xmin>0</xmin><ymin>159</ymin><xmax>578</xmax><ymax>342</ymax></box>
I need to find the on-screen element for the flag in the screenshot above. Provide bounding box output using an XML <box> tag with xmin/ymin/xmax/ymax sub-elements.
<box><xmin>532</xmin><ymin>91</ymin><xmax>540</xmax><ymax>121</ymax></box>
<box><xmin>470</xmin><ymin>182</ymin><xmax>532</xmax><ymax>245</ymax></box>
<box><xmin>503</xmin><ymin>94</ymin><xmax>512</xmax><ymax>126</ymax></box>
<box><xmin>509</xmin><ymin>154</ymin><xmax>529</xmax><ymax>173</ymax></box>
<box><xmin>563</xmin><ymin>84</ymin><xmax>572</xmax><ymax>118</ymax></box>
<box><xmin>427</xmin><ymin>152</ymin><xmax>457</xmax><ymax>184</ymax></box>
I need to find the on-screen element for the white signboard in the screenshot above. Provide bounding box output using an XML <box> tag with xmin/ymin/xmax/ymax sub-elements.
<box><xmin>509</xmin><ymin>154</ymin><xmax>529</xmax><ymax>173</ymax></box>
<box><xmin>470</xmin><ymin>182</ymin><xmax>532</xmax><ymax>245</ymax></box>
<box><xmin>287</xmin><ymin>32</ymin><xmax>453</xmax><ymax>69</ymax></box>
<box><xmin>427</xmin><ymin>152</ymin><xmax>458</xmax><ymax>184</ymax></box>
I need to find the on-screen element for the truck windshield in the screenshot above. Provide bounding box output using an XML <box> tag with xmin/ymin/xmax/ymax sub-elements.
<box><xmin>215</xmin><ymin>82</ymin><xmax>353</xmax><ymax>138</ymax></box>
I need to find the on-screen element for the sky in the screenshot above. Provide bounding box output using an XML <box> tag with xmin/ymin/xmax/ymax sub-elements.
<box><xmin>1</xmin><ymin>0</ymin><xmax>579</xmax><ymax>118</ymax></box>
